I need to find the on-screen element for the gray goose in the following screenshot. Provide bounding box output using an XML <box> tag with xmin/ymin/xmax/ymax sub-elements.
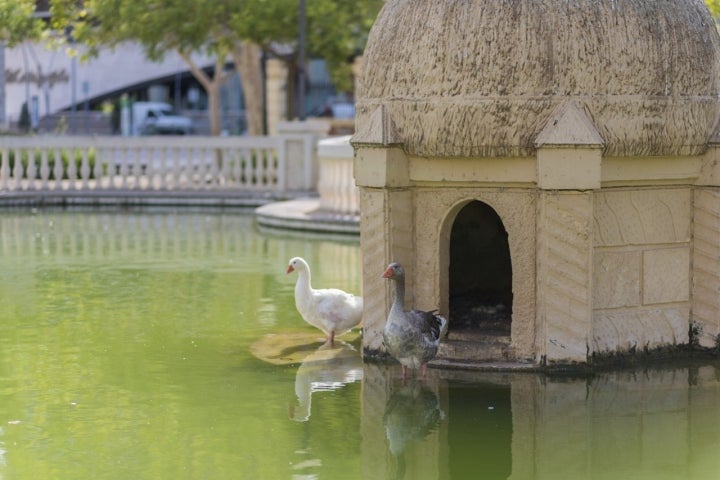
<box><xmin>382</xmin><ymin>262</ymin><xmax>447</xmax><ymax>378</ymax></box>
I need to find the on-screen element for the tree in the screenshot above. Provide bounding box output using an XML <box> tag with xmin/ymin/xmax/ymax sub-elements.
<box><xmin>226</xmin><ymin>0</ymin><xmax>382</xmax><ymax>122</ymax></box>
<box><xmin>0</xmin><ymin>0</ymin><xmax>43</xmax><ymax>46</ymax></box>
<box><xmin>51</xmin><ymin>0</ymin><xmax>383</xmax><ymax>135</ymax></box>
<box><xmin>51</xmin><ymin>0</ymin><xmax>235</xmax><ymax>135</ymax></box>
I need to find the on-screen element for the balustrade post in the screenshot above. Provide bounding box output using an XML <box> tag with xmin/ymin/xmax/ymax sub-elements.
<box><xmin>158</xmin><ymin>147</ymin><xmax>168</xmax><ymax>190</ymax></box>
<box><xmin>0</xmin><ymin>148</ymin><xmax>8</xmax><ymax>190</ymax></box>
<box><xmin>39</xmin><ymin>149</ymin><xmax>50</xmax><ymax>189</ymax></box>
<box><xmin>53</xmin><ymin>149</ymin><xmax>63</xmax><ymax>190</ymax></box>
<box><xmin>317</xmin><ymin>135</ymin><xmax>359</xmax><ymax>216</ymax></box>
<box><xmin>12</xmin><ymin>148</ymin><xmax>23</xmax><ymax>189</ymax></box>
<box><xmin>275</xmin><ymin>120</ymin><xmax>330</xmax><ymax>192</ymax></box>
<box><xmin>67</xmin><ymin>149</ymin><xmax>78</xmax><ymax>189</ymax></box>
<box><xmin>26</xmin><ymin>149</ymin><xmax>37</xmax><ymax>190</ymax></box>
<box><xmin>80</xmin><ymin>150</ymin><xmax>91</xmax><ymax>189</ymax></box>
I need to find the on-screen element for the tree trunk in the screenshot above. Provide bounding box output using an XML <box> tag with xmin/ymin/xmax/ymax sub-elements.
<box><xmin>231</xmin><ymin>42</ymin><xmax>264</xmax><ymax>135</ymax></box>
<box><xmin>206</xmin><ymin>80</ymin><xmax>222</xmax><ymax>136</ymax></box>
<box><xmin>179</xmin><ymin>51</ymin><xmax>230</xmax><ymax>136</ymax></box>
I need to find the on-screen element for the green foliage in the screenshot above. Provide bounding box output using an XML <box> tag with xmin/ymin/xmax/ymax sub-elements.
<box><xmin>52</xmin><ymin>0</ymin><xmax>383</xmax><ymax>92</ymax></box>
<box><xmin>0</xmin><ymin>0</ymin><xmax>43</xmax><ymax>46</ymax></box>
<box><xmin>49</xmin><ymin>0</ymin><xmax>383</xmax><ymax>131</ymax></box>
<box><xmin>229</xmin><ymin>0</ymin><xmax>383</xmax><ymax>92</ymax></box>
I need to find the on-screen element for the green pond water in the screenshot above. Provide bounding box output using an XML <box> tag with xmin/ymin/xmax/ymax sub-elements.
<box><xmin>0</xmin><ymin>208</ymin><xmax>719</xmax><ymax>480</ymax></box>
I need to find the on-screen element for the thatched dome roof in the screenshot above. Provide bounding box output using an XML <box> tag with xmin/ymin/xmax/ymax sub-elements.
<box><xmin>354</xmin><ymin>0</ymin><xmax>720</xmax><ymax>157</ymax></box>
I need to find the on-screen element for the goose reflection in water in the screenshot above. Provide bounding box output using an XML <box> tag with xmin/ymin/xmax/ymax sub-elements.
<box><xmin>288</xmin><ymin>340</ymin><xmax>363</xmax><ymax>422</ymax></box>
<box><xmin>384</xmin><ymin>380</ymin><xmax>446</xmax><ymax>479</ymax></box>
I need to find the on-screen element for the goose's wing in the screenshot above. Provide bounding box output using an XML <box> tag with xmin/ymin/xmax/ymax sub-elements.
<box><xmin>409</xmin><ymin>309</ymin><xmax>446</xmax><ymax>341</ymax></box>
<box><xmin>315</xmin><ymin>288</ymin><xmax>361</xmax><ymax>311</ymax></box>
<box><xmin>313</xmin><ymin>288</ymin><xmax>363</xmax><ymax>327</ymax></box>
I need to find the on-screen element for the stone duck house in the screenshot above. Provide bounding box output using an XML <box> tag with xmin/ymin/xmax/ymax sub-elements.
<box><xmin>351</xmin><ymin>0</ymin><xmax>720</xmax><ymax>367</ymax></box>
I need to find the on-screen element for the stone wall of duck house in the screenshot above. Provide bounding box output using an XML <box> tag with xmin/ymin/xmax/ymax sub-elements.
<box><xmin>591</xmin><ymin>187</ymin><xmax>693</xmax><ymax>355</ymax></box>
<box><xmin>693</xmin><ymin>144</ymin><xmax>720</xmax><ymax>349</ymax></box>
<box><xmin>355</xmin><ymin>143</ymin><xmax>720</xmax><ymax>365</ymax></box>
<box><xmin>355</xmin><ymin>147</ymin><xmax>539</xmax><ymax>361</ymax></box>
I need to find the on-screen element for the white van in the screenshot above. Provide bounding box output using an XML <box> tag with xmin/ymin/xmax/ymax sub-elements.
<box><xmin>132</xmin><ymin>102</ymin><xmax>193</xmax><ymax>135</ymax></box>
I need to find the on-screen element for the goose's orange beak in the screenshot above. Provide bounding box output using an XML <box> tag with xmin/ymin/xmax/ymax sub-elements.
<box><xmin>382</xmin><ymin>267</ymin><xmax>393</xmax><ymax>278</ymax></box>
<box><xmin>286</xmin><ymin>265</ymin><xmax>295</xmax><ymax>274</ymax></box>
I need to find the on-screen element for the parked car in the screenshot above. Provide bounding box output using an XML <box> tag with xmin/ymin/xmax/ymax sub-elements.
<box><xmin>132</xmin><ymin>102</ymin><xmax>193</xmax><ymax>135</ymax></box>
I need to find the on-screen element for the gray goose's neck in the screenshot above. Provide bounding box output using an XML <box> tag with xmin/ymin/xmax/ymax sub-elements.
<box><xmin>391</xmin><ymin>274</ymin><xmax>406</xmax><ymax>314</ymax></box>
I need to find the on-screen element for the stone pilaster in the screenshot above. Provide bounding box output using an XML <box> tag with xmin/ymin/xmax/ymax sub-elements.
<box><xmin>354</xmin><ymin>145</ymin><xmax>412</xmax><ymax>353</ymax></box>
<box><xmin>357</xmin><ymin>184</ymin><xmax>413</xmax><ymax>352</ymax></box>
<box><xmin>693</xmin><ymin>146</ymin><xmax>720</xmax><ymax>348</ymax></box>
<box><xmin>534</xmin><ymin>101</ymin><xmax>601</xmax><ymax>364</ymax></box>
<box><xmin>352</xmin><ymin>106</ymin><xmax>413</xmax><ymax>355</ymax></box>
<box><xmin>536</xmin><ymin>191</ymin><xmax>594</xmax><ymax>363</ymax></box>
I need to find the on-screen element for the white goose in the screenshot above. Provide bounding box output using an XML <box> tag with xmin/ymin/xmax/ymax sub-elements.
<box><xmin>286</xmin><ymin>257</ymin><xmax>363</xmax><ymax>344</ymax></box>
<box><xmin>382</xmin><ymin>262</ymin><xmax>447</xmax><ymax>378</ymax></box>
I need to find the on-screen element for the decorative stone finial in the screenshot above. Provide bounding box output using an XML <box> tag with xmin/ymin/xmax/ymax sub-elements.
<box><xmin>350</xmin><ymin>105</ymin><xmax>401</xmax><ymax>147</ymax></box>
<box><xmin>535</xmin><ymin>101</ymin><xmax>604</xmax><ymax>148</ymax></box>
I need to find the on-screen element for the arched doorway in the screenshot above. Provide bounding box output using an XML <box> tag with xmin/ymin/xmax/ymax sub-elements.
<box><xmin>449</xmin><ymin>201</ymin><xmax>512</xmax><ymax>336</ymax></box>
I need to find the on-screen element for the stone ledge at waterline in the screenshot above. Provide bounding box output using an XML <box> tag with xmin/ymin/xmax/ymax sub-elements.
<box><xmin>362</xmin><ymin>342</ymin><xmax>720</xmax><ymax>374</ymax></box>
<box><xmin>254</xmin><ymin>197</ymin><xmax>359</xmax><ymax>234</ymax></box>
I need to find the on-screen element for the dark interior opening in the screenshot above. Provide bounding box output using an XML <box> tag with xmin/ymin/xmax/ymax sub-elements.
<box><xmin>449</xmin><ymin>201</ymin><xmax>512</xmax><ymax>335</ymax></box>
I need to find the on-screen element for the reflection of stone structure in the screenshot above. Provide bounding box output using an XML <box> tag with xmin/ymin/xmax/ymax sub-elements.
<box><xmin>360</xmin><ymin>364</ymin><xmax>720</xmax><ymax>478</ymax></box>
<box><xmin>352</xmin><ymin>0</ymin><xmax>720</xmax><ymax>366</ymax></box>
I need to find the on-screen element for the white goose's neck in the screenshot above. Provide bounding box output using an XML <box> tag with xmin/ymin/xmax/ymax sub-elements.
<box><xmin>295</xmin><ymin>266</ymin><xmax>313</xmax><ymax>297</ymax></box>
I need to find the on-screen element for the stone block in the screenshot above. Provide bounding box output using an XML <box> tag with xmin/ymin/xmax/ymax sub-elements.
<box><xmin>643</xmin><ymin>248</ymin><xmax>690</xmax><ymax>305</ymax></box>
<box><xmin>593</xmin><ymin>307</ymin><xmax>690</xmax><ymax>353</ymax></box>
<box><xmin>537</xmin><ymin>148</ymin><xmax>602</xmax><ymax>190</ymax></box>
<box><xmin>593</xmin><ymin>250</ymin><xmax>641</xmax><ymax>308</ymax></box>
<box><xmin>354</xmin><ymin>147</ymin><xmax>409</xmax><ymax>188</ymax></box>
<box><xmin>697</xmin><ymin>146</ymin><xmax>720</xmax><ymax>187</ymax></box>
<box><xmin>594</xmin><ymin>189</ymin><xmax>692</xmax><ymax>246</ymax></box>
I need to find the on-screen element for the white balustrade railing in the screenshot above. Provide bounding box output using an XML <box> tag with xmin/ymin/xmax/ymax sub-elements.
<box><xmin>317</xmin><ymin>135</ymin><xmax>359</xmax><ymax>216</ymax></box>
<box><xmin>0</xmin><ymin>135</ymin><xmax>304</xmax><ymax>194</ymax></box>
